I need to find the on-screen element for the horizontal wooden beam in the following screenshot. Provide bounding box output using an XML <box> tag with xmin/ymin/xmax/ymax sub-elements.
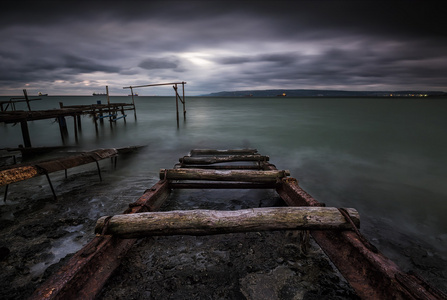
<box><xmin>174</xmin><ymin>164</ymin><xmax>263</xmax><ymax>170</ymax></box>
<box><xmin>179</xmin><ymin>155</ymin><xmax>269</xmax><ymax>165</ymax></box>
<box><xmin>168</xmin><ymin>182</ymin><xmax>276</xmax><ymax>189</ymax></box>
<box><xmin>95</xmin><ymin>207</ymin><xmax>360</xmax><ymax>238</ymax></box>
<box><xmin>159</xmin><ymin>168</ymin><xmax>289</xmax><ymax>182</ymax></box>
<box><xmin>122</xmin><ymin>82</ymin><xmax>186</xmax><ymax>89</ymax></box>
<box><xmin>189</xmin><ymin>149</ymin><xmax>258</xmax><ymax>156</ymax></box>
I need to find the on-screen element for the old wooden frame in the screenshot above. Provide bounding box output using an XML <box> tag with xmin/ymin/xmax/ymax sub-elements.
<box><xmin>30</xmin><ymin>149</ymin><xmax>445</xmax><ymax>300</ymax></box>
<box><xmin>122</xmin><ymin>81</ymin><xmax>187</xmax><ymax>127</ymax></box>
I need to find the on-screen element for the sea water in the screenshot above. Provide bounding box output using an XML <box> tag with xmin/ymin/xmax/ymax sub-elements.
<box><xmin>1</xmin><ymin>95</ymin><xmax>447</xmax><ymax>281</ymax></box>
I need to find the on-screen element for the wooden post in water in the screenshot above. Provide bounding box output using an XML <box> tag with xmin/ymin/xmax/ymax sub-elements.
<box><xmin>129</xmin><ymin>87</ymin><xmax>137</xmax><ymax>119</ymax></box>
<box><xmin>73</xmin><ymin>115</ymin><xmax>78</xmax><ymax>142</ymax></box>
<box><xmin>182</xmin><ymin>81</ymin><xmax>186</xmax><ymax>119</ymax></box>
<box><xmin>76</xmin><ymin>115</ymin><xmax>82</xmax><ymax>131</ymax></box>
<box><xmin>106</xmin><ymin>85</ymin><xmax>110</xmax><ymax>105</ymax></box>
<box><xmin>93</xmin><ymin>108</ymin><xmax>99</xmax><ymax>132</ymax></box>
<box><xmin>23</xmin><ymin>89</ymin><xmax>31</xmax><ymax>111</ymax></box>
<box><xmin>175</xmin><ymin>83</ymin><xmax>179</xmax><ymax>127</ymax></box>
<box><xmin>121</xmin><ymin>105</ymin><xmax>126</xmax><ymax>123</ymax></box>
<box><xmin>106</xmin><ymin>86</ymin><xmax>112</xmax><ymax>122</ymax></box>
<box><xmin>20</xmin><ymin>120</ymin><xmax>32</xmax><ymax>148</ymax></box>
<box><xmin>97</xmin><ymin>100</ymin><xmax>104</xmax><ymax>124</ymax></box>
<box><xmin>58</xmin><ymin>116</ymin><xmax>69</xmax><ymax>143</ymax></box>
<box><xmin>129</xmin><ymin>87</ymin><xmax>135</xmax><ymax>105</ymax></box>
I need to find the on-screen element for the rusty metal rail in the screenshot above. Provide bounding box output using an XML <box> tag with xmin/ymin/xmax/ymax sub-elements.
<box><xmin>273</xmin><ymin>175</ymin><xmax>444</xmax><ymax>299</ymax></box>
<box><xmin>29</xmin><ymin>149</ymin><xmax>446</xmax><ymax>300</ymax></box>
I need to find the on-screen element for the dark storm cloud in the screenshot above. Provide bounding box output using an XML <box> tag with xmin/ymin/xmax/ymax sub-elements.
<box><xmin>0</xmin><ymin>48</ymin><xmax>120</xmax><ymax>81</ymax></box>
<box><xmin>218</xmin><ymin>53</ymin><xmax>297</xmax><ymax>66</ymax></box>
<box><xmin>0</xmin><ymin>1</ymin><xmax>446</xmax><ymax>94</ymax></box>
<box><xmin>211</xmin><ymin>37</ymin><xmax>447</xmax><ymax>90</ymax></box>
<box><xmin>4</xmin><ymin>1</ymin><xmax>445</xmax><ymax>39</ymax></box>
<box><xmin>139</xmin><ymin>57</ymin><xmax>181</xmax><ymax>71</ymax></box>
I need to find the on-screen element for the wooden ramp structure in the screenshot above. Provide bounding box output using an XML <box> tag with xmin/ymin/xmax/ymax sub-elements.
<box><xmin>30</xmin><ymin>149</ymin><xmax>446</xmax><ymax>300</ymax></box>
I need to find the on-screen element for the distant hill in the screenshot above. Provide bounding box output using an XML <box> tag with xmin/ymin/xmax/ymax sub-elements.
<box><xmin>201</xmin><ymin>89</ymin><xmax>447</xmax><ymax>97</ymax></box>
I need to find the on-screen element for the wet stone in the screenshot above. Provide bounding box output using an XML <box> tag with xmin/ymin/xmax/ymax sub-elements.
<box><xmin>97</xmin><ymin>232</ymin><xmax>359</xmax><ymax>300</ymax></box>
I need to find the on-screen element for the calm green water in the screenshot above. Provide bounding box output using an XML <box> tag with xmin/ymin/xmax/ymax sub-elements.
<box><xmin>1</xmin><ymin>95</ymin><xmax>447</xmax><ymax>278</ymax></box>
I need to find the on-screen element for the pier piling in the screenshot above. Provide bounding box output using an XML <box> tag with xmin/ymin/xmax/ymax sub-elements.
<box><xmin>20</xmin><ymin>121</ymin><xmax>32</xmax><ymax>148</ymax></box>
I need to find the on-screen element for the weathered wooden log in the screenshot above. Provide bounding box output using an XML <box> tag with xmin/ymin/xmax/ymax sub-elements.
<box><xmin>95</xmin><ymin>207</ymin><xmax>360</xmax><ymax>238</ymax></box>
<box><xmin>159</xmin><ymin>168</ymin><xmax>290</xmax><ymax>182</ymax></box>
<box><xmin>174</xmin><ymin>164</ymin><xmax>263</xmax><ymax>170</ymax></box>
<box><xmin>168</xmin><ymin>182</ymin><xmax>276</xmax><ymax>189</ymax></box>
<box><xmin>180</xmin><ymin>155</ymin><xmax>269</xmax><ymax>165</ymax></box>
<box><xmin>190</xmin><ymin>149</ymin><xmax>258</xmax><ymax>156</ymax></box>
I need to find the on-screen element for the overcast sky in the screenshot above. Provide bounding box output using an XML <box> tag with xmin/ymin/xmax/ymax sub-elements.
<box><xmin>1</xmin><ymin>1</ymin><xmax>446</xmax><ymax>96</ymax></box>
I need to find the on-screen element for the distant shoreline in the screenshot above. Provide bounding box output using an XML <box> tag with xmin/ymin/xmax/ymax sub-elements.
<box><xmin>201</xmin><ymin>89</ymin><xmax>447</xmax><ymax>98</ymax></box>
<box><xmin>1</xmin><ymin>93</ymin><xmax>446</xmax><ymax>98</ymax></box>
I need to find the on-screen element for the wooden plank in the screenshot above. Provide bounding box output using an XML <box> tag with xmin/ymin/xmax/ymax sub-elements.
<box><xmin>169</xmin><ymin>182</ymin><xmax>276</xmax><ymax>189</ymax></box>
<box><xmin>95</xmin><ymin>207</ymin><xmax>360</xmax><ymax>238</ymax></box>
<box><xmin>174</xmin><ymin>164</ymin><xmax>263</xmax><ymax>170</ymax></box>
<box><xmin>189</xmin><ymin>149</ymin><xmax>258</xmax><ymax>156</ymax></box>
<box><xmin>159</xmin><ymin>168</ymin><xmax>289</xmax><ymax>182</ymax></box>
<box><xmin>180</xmin><ymin>155</ymin><xmax>268</xmax><ymax>165</ymax></box>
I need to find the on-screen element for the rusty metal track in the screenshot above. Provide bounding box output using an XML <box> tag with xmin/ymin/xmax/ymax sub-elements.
<box><xmin>29</xmin><ymin>149</ymin><xmax>446</xmax><ymax>300</ymax></box>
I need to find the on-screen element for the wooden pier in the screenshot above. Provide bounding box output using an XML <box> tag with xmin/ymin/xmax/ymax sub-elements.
<box><xmin>30</xmin><ymin>149</ymin><xmax>446</xmax><ymax>300</ymax></box>
<box><xmin>0</xmin><ymin>99</ymin><xmax>135</xmax><ymax>147</ymax></box>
